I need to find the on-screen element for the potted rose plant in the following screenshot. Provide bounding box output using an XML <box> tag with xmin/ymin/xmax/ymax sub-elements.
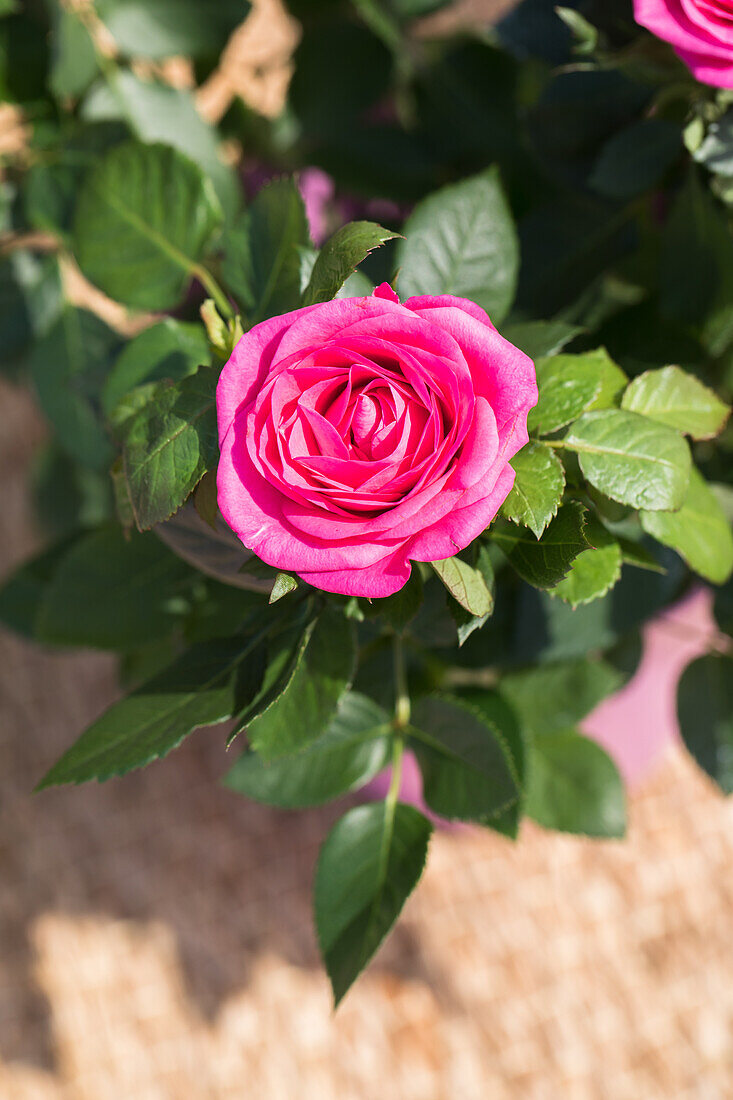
<box><xmin>0</xmin><ymin>0</ymin><xmax>731</xmax><ymax>1003</ymax></box>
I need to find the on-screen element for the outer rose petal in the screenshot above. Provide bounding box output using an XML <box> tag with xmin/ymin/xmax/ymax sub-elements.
<box><xmin>634</xmin><ymin>0</ymin><xmax>733</xmax><ymax>86</ymax></box>
<box><xmin>404</xmin><ymin>293</ymin><xmax>497</xmax><ymax>331</ymax></box>
<box><xmin>406</xmin><ymin>301</ymin><xmax>537</xmax><ymax>438</ymax></box>
<box><xmin>217</xmin><ymin>306</ymin><xmax>318</xmax><ymax>446</ymax></box>
<box><xmin>676</xmin><ymin>44</ymin><xmax>733</xmax><ymax>83</ymax></box>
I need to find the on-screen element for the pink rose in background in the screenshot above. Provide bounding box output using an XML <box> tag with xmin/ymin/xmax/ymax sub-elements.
<box><xmin>635</xmin><ymin>0</ymin><xmax>733</xmax><ymax>87</ymax></box>
<box><xmin>216</xmin><ymin>285</ymin><xmax>537</xmax><ymax>597</ymax></box>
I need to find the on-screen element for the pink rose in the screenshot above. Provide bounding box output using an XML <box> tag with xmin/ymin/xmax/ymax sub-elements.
<box><xmin>216</xmin><ymin>284</ymin><xmax>537</xmax><ymax>598</ymax></box>
<box><xmin>635</xmin><ymin>0</ymin><xmax>733</xmax><ymax>87</ymax></box>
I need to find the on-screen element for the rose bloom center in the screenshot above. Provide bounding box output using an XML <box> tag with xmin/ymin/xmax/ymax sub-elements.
<box><xmin>252</xmin><ymin>345</ymin><xmax>467</xmax><ymax>519</ymax></box>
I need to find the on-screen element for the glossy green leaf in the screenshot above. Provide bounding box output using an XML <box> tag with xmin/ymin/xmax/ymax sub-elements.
<box><xmin>641</xmin><ymin>467</ymin><xmax>733</xmax><ymax>585</ymax></box>
<box><xmin>83</xmin><ymin>72</ymin><xmax>238</xmax><ymax>218</ymax></box>
<box><xmin>224</xmin><ymin>692</ymin><xmax>392</xmax><ymax>808</ymax></box>
<box><xmin>31</xmin><ymin>307</ymin><xmax>120</xmax><ymax>470</ymax></box>
<box><xmin>501</xmin><ymin>441</ymin><xmax>565</xmax><ymax>538</ymax></box>
<box><xmin>303</xmin><ymin>221</ymin><xmax>398</xmax><ymax>305</ymax></box>
<box><xmin>36</xmin><ymin>526</ymin><xmax>193</xmax><ymax>650</ymax></box>
<box><xmin>621</xmin><ymin>365</ymin><xmax>730</xmax><ymax>441</ymax></box>
<box><xmin>528</xmin><ymin>351</ymin><xmax>607</xmax><ymax>436</ymax></box>
<box><xmin>103</xmin><ymin>320</ymin><xmax>209</xmax><ymax>416</ymax></box>
<box><xmin>552</xmin><ymin>516</ymin><xmax>622</xmax><ymax>607</ymax></box>
<box><xmin>446</xmin><ymin>547</ymin><xmax>494</xmax><ymax>644</ymax></box>
<box><xmin>564</xmin><ymin>410</ymin><xmax>691</xmax><ymax>511</ymax></box>
<box><xmin>678</xmin><ymin>654</ymin><xmax>733</xmax><ymax>793</ymax></box>
<box><xmin>38</xmin><ymin>632</ymin><xmax>267</xmax><ymax>788</ymax></box>
<box><xmin>223</xmin><ymin>178</ymin><xmax>310</xmax><ymax>321</ymax></box>
<box><xmin>73</xmin><ymin>141</ymin><xmax>222</xmax><ymax>310</ymax></box>
<box><xmin>97</xmin><ymin>0</ymin><xmax>251</xmax><ymax>58</ymax></box>
<box><xmin>492</xmin><ymin>501</ymin><xmax>589</xmax><ymax>589</ymax></box>
<box><xmin>411</xmin><ymin>694</ymin><xmax>519</xmax><ymax>822</ymax></box>
<box><xmin>123</xmin><ymin>369</ymin><xmax>219</xmax><ymax>530</ymax></box>
<box><xmin>315</xmin><ymin>801</ymin><xmax>431</xmax><ymax>1005</ymax></box>
<box><xmin>246</xmin><ymin>606</ymin><xmax>357</xmax><ymax>761</ymax></box>
<box><xmin>526</xmin><ymin>729</ymin><xmax>626</xmax><ymax>837</ymax></box>
<box><xmin>430</xmin><ymin>554</ymin><xmax>494</xmax><ymax>617</ymax></box>
<box><xmin>396</xmin><ymin>167</ymin><xmax>518</xmax><ymax>323</ymax></box>
<box><xmin>585</xmin><ymin>350</ymin><xmax>628</xmax><ymax>411</ymax></box>
<box><xmin>229</xmin><ymin>611</ymin><xmax>315</xmax><ymax>742</ymax></box>
<box><xmin>269</xmin><ymin>572</ymin><xmax>298</xmax><ymax>603</ymax></box>
<box><xmin>501</xmin><ymin>320</ymin><xmax>582</xmax><ymax>360</ymax></box>
<box><xmin>499</xmin><ymin>658</ymin><xmax>622</xmax><ymax>737</ymax></box>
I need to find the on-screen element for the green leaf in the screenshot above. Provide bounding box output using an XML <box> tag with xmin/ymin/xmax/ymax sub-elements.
<box><xmin>224</xmin><ymin>692</ymin><xmax>392</xmax><ymax>808</ymax></box>
<box><xmin>337</xmin><ymin>270</ymin><xmax>375</xmax><ymax>298</ymax></box>
<box><xmin>501</xmin><ymin>320</ymin><xmax>582</xmax><ymax>360</ymax></box>
<box><xmin>640</xmin><ymin>467</ymin><xmax>733</xmax><ymax>585</ymax></box>
<box><xmin>229</xmin><ymin>611</ymin><xmax>315</xmax><ymax>741</ymax></box>
<box><xmin>454</xmin><ymin>688</ymin><xmax>527</xmax><ymax>837</ymax></box>
<box><xmin>97</xmin><ymin>0</ymin><xmax>251</xmax><ymax>59</ymax></box>
<box><xmin>430</xmin><ymin>554</ymin><xmax>494</xmax><ymax>617</ymax></box>
<box><xmin>103</xmin><ymin>320</ymin><xmax>209</xmax><ymax>416</ymax></box>
<box><xmin>223</xmin><ymin>178</ymin><xmax>310</xmax><ymax>321</ymax></box>
<box><xmin>0</xmin><ymin>251</ymin><xmax>62</xmax><ymax>374</ymax></box>
<box><xmin>678</xmin><ymin>654</ymin><xmax>733</xmax><ymax>793</ymax></box>
<box><xmin>590</xmin><ymin>119</ymin><xmax>681</xmax><ymax>201</ymax></box>
<box><xmin>24</xmin><ymin>122</ymin><xmax>128</xmax><ymax>240</ymax></box>
<box><xmin>303</xmin><ymin>221</ymin><xmax>398</xmax><ymax>305</ymax></box>
<box><xmin>526</xmin><ymin>730</ymin><xmax>626</xmax><ymax>838</ymax></box>
<box><xmin>499</xmin><ymin>658</ymin><xmax>622</xmax><ymax>737</ymax></box>
<box><xmin>528</xmin><ymin>350</ymin><xmax>607</xmax><ymax>436</ymax></box>
<box><xmin>395</xmin><ymin>167</ymin><xmax>518</xmax><ymax>323</ymax></box>
<box><xmin>410</xmin><ymin>694</ymin><xmax>519</xmax><ymax>823</ymax></box>
<box><xmin>314</xmin><ymin>801</ymin><xmax>432</xmax><ymax>1005</ymax></box>
<box><xmin>552</xmin><ymin>516</ymin><xmax>622</xmax><ymax>607</ymax></box>
<box><xmin>123</xmin><ymin>369</ymin><xmax>219</xmax><ymax>530</ymax></box>
<box><xmin>246</xmin><ymin>606</ymin><xmax>357</xmax><ymax>761</ymax></box>
<box><xmin>269</xmin><ymin>572</ymin><xmax>298</xmax><ymax>603</ymax></box>
<box><xmin>621</xmin><ymin>365</ymin><xmax>730</xmax><ymax>441</ymax></box>
<box><xmin>585</xmin><ymin>349</ymin><xmax>628</xmax><ymax>411</ymax></box>
<box><xmin>37</xmin><ymin>632</ymin><xmax>267</xmax><ymax>788</ymax></box>
<box><xmin>491</xmin><ymin>501</ymin><xmax>589</xmax><ymax>589</ymax></box>
<box><xmin>501</xmin><ymin>441</ymin><xmax>566</xmax><ymax>538</ymax></box>
<box><xmin>0</xmin><ymin>536</ymin><xmax>77</xmax><ymax>640</ymax></box>
<box><xmin>555</xmin><ymin>6</ymin><xmax>598</xmax><ymax>54</ymax></box>
<box><xmin>49</xmin><ymin>8</ymin><xmax>97</xmax><ymax>99</ymax></box>
<box><xmin>83</xmin><ymin>71</ymin><xmax>238</xmax><ymax>218</ymax></box>
<box><xmin>36</xmin><ymin>526</ymin><xmax>193</xmax><ymax>650</ymax></box>
<box><xmin>445</xmin><ymin>546</ymin><xmax>494</xmax><ymax>644</ymax></box>
<box><xmin>564</xmin><ymin>410</ymin><xmax>691</xmax><ymax>511</ymax></box>
<box><xmin>31</xmin><ymin>441</ymin><xmax>113</xmax><ymax>538</ymax></box>
<box><xmin>31</xmin><ymin>307</ymin><xmax>120</xmax><ymax>470</ymax></box>
<box><xmin>73</xmin><ymin>141</ymin><xmax>222</xmax><ymax>310</ymax></box>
